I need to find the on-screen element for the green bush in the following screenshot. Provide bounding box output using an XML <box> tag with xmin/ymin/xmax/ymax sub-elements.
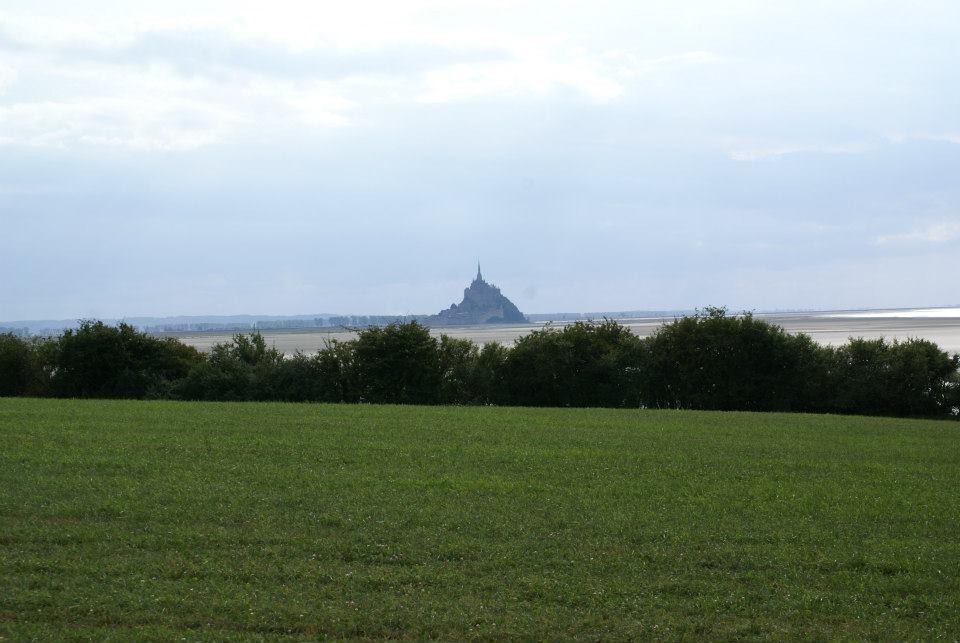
<box><xmin>500</xmin><ymin>320</ymin><xmax>642</xmax><ymax>407</ymax></box>
<box><xmin>438</xmin><ymin>335</ymin><xmax>479</xmax><ymax>404</ymax></box>
<box><xmin>173</xmin><ymin>333</ymin><xmax>283</xmax><ymax>401</ymax></box>
<box><xmin>828</xmin><ymin>337</ymin><xmax>959</xmax><ymax>417</ymax></box>
<box><xmin>641</xmin><ymin>308</ymin><xmax>831</xmax><ymax>412</ymax></box>
<box><xmin>0</xmin><ymin>333</ymin><xmax>49</xmax><ymax>397</ymax></box>
<box><xmin>3</xmin><ymin>315</ymin><xmax>957</xmax><ymax>418</ymax></box>
<box><xmin>352</xmin><ymin>322</ymin><xmax>440</xmax><ymax>404</ymax></box>
<box><xmin>314</xmin><ymin>339</ymin><xmax>359</xmax><ymax>403</ymax></box>
<box><xmin>51</xmin><ymin>321</ymin><xmax>203</xmax><ymax>399</ymax></box>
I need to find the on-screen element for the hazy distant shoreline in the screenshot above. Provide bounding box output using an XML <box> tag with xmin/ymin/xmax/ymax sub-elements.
<box><xmin>131</xmin><ymin>309</ymin><xmax>960</xmax><ymax>356</ymax></box>
<box><xmin>5</xmin><ymin>307</ymin><xmax>960</xmax><ymax>355</ymax></box>
<box><xmin>4</xmin><ymin>305</ymin><xmax>959</xmax><ymax>337</ymax></box>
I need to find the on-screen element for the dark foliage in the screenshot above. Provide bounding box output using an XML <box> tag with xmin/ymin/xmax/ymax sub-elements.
<box><xmin>351</xmin><ymin>321</ymin><xmax>441</xmax><ymax>404</ymax></box>
<box><xmin>2</xmin><ymin>314</ymin><xmax>957</xmax><ymax>419</ymax></box>
<box><xmin>641</xmin><ymin>308</ymin><xmax>831</xmax><ymax>412</ymax></box>
<box><xmin>51</xmin><ymin>321</ymin><xmax>203</xmax><ymax>399</ymax></box>
<box><xmin>172</xmin><ymin>332</ymin><xmax>283</xmax><ymax>401</ymax></box>
<box><xmin>0</xmin><ymin>333</ymin><xmax>49</xmax><ymax>396</ymax></box>
<box><xmin>499</xmin><ymin>320</ymin><xmax>642</xmax><ymax>407</ymax></box>
<box><xmin>826</xmin><ymin>337</ymin><xmax>960</xmax><ymax>417</ymax></box>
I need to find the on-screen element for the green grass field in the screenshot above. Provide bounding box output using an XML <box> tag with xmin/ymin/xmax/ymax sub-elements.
<box><xmin>1</xmin><ymin>399</ymin><xmax>958</xmax><ymax>640</ymax></box>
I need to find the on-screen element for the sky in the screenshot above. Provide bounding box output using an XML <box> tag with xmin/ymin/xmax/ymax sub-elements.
<box><xmin>2</xmin><ymin>0</ymin><xmax>959</xmax><ymax>320</ymax></box>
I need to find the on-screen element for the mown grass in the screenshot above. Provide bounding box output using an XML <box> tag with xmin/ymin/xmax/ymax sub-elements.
<box><xmin>1</xmin><ymin>398</ymin><xmax>958</xmax><ymax>640</ymax></box>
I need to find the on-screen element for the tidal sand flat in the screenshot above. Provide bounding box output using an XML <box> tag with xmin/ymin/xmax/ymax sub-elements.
<box><xmin>164</xmin><ymin>308</ymin><xmax>960</xmax><ymax>355</ymax></box>
<box><xmin>1</xmin><ymin>398</ymin><xmax>958</xmax><ymax>639</ymax></box>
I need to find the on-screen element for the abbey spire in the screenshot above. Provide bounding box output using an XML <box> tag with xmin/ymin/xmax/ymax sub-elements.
<box><xmin>429</xmin><ymin>264</ymin><xmax>526</xmax><ymax>326</ymax></box>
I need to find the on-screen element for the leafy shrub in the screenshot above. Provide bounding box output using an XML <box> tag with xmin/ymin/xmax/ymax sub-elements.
<box><xmin>173</xmin><ymin>333</ymin><xmax>283</xmax><ymax>401</ymax></box>
<box><xmin>640</xmin><ymin>308</ymin><xmax>830</xmax><ymax>412</ymax></box>
<box><xmin>51</xmin><ymin>321</ymin><xmax>203</xmax><ymax>399</ymax></box>
<box><xmin>500</xmin><ymin>320</ymin><xmax>642</xmax><ymax>407</ymax></box>
<box><xmin>828</xmin><ymin>338</ymin><xmax>959</xmax><ymax>417</ymax></box>
<box><xmin>351</xmin><ymin>322</ymin><xmax>440</xmax><ymax>404</ymax></box>
<box><xmin>0</xmin><ymin>333</ymin><xmax>50</xmax><ymax>397</ymax></box>
<box><xmin>4</xmin><ymin>315</ymin><xmax>957</xmax><ymax>419</ymax></box>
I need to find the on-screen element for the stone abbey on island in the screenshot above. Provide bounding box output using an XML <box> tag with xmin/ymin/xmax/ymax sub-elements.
<box><xmin>427</xmin><ymin>264</ymin><xmax>527</xmax><ymax>326</ymax></box>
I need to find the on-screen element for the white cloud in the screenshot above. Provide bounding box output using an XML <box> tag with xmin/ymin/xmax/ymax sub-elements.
<box><xmin>0</xmin><ymin>59</ymin><xmax>16</xmax><ymax>90</ymax></box>
<box><xmin>1</xmin><ymin>9</ymin><xmax>639</xmax><ymax>148</ymax></box>
<box><xmin>0</xmin><ymin>97</ymin><xmax>245</xmax><ymax>150</ymax></box>
<box><xmin>417</xmin><ymin>57</ymin><xmax>623</xmax><ymax>104</ymax></box>
<box><xmin>622</xmin><ymin>50</ymin><xmax>726</xmax><ymax>76</ymax></box>
<box><xmin>933</xmin><ymin>133</ymin><xmax>960</xmax><ymax>145</ymax></box>
<box><xmin>726</xmin><ymin>141</ymin><xmax>875</xmax><ymax>161</ymax></box>
<box><xmin>415</xmin><ymin>37</ymin><xmax>636</xmax><ymax>104</ymax></box>
<box><xmin>248</xmin><ymin>79</ymin><xmax>354</xmax><ymax>127</ymax></box>
<box><xmin>0</xmin><ymin>22</ymin><xmax>363</xmax><ymax>149</ymax></box>
<box><xmin>413</xmin><ymin>46</ymin><xmax>723</xmax><ymax>105</ymax></box>
<box><xmin>875</xmin><ymin>221</ymin><xmax>960</xmax><ymax>245</ymax></box>
<box><xmin>886</xmin><ymin>131</ymin><xmax>960</xmax><ymax>146</ymax></box>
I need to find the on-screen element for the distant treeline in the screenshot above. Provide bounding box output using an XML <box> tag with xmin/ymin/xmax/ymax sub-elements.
<box><xmin>155</xmin><ymin>315</ymin><xmax>426</xmax><ymax>333</ymax></box>
<box><xmin>3</xmin><ymin>315</ymin><xmax>430</xmax><ymax>338</ymax></box>
<box><xmin>1</xmin><ymin>308</ymin><xmax>958</xmax><ymax>418</ymax></box>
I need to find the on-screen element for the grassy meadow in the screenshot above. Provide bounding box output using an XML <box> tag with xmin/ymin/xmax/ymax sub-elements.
<box><xmin>1</xmin><ymin>398</ymin><xmax>959</xmax><ymax>640</ymax></box>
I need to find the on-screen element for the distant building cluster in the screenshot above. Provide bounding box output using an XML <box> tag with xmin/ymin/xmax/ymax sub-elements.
<box><xmin>425</xmin><ymin>264</ymin><xmax>527</xmax><ymax>326</ymax></box>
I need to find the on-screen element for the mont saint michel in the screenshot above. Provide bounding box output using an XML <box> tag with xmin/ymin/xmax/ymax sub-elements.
<box><xmin>428</xmin><ymin>264</ymin><xmax>527</xmax><ymax>326</ymax></box>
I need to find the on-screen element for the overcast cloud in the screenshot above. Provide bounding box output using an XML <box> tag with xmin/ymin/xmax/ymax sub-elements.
<box><xmin>1</xmin><ymin>0</ymin><xmax>959</xmax><ymax>320</ymax></box>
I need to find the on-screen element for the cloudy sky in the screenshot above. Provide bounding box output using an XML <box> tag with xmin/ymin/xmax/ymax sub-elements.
<box><xmin>2</xmin><ymin>0</ymin><xmax>959</xmax><ymax>320</ymax></box>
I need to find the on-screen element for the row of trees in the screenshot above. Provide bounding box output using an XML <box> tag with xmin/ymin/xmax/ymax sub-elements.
<box><xmin>1</xmin><ymin>310</ymin><xmax>958</xmax><ymax>418</ymax></box>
